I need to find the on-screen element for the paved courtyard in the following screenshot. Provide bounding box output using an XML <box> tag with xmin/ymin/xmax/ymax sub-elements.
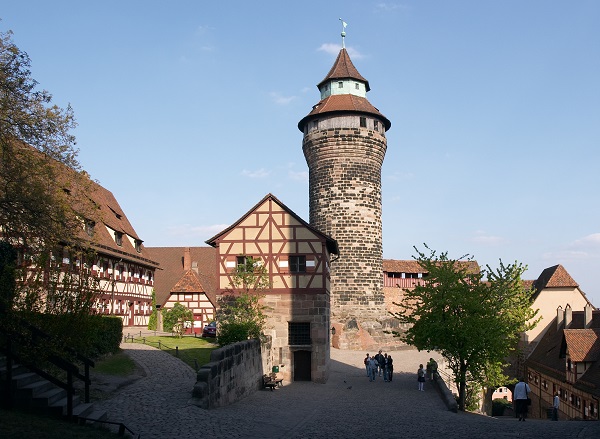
<box><xmin>96</xmin><ymin>342</ymin><xmax>600</xmax><ymax>439</ymax></box>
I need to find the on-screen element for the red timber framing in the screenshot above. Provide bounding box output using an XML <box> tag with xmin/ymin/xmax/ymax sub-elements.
<box><xmin>206</xmin><ymin>194</ymin><xmax>338</xmax><ymax>296</ymax></box>
<box><xmin>206</xmin><ymin>194</ymin><xmax>339</xmax><ymax>384</ymax></box>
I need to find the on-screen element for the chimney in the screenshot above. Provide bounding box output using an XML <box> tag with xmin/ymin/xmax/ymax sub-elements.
<box><xmin>564</xmin><ymin>304</ymin><xmax>572</xmax><ymax>329</ymax></box>
<box><xmin>183</xmin><ymin>248</ymin><xmax>191</xmax><ymax>271</ymax></box>
<box><xmin>556</xmin><ymin>306</ymin><xmax>564</xmax><ymax>330</ymax></box>
<box><xmin>584</xmin><ymin>303</ymin><xmax>593</xmax><ymax>329</ymax></box>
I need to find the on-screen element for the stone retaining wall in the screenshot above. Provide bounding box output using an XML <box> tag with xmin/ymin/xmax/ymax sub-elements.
<box><xmin>191</xmin><ymin>339</ymin><xmax>271</xmax><ymax>409</ymax></box>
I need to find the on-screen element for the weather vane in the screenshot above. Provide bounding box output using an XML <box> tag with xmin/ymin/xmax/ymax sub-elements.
<box><xmin>339</xmin><ymin>18</ymin><xmax>347</xmax><ymax>49</ymax></box>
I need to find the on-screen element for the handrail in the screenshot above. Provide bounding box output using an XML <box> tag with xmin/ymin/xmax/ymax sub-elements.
<box><xmin>0</xmin><ymin>317</ymin><xmax>93</xmax><ymax>417</ymax></box>
<box><xmin>77</xmin><ymin>417</ymin><xmax>139</xmax><ymax>438</ymax></box>
<box><xmin>123</xmin><ymin>334</ymin><xmax>200</xmax><ymax>372</ymax></box>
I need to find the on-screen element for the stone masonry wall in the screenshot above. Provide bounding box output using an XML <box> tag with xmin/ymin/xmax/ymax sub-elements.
<box><xmin>191</xmin><ymin>339</ymin><xmax>272</xmax><ymax>409</ymax></box>
<box><xmin>262</xmin><ymin>292</ymin><xmax>330</xmax><ymax>383</ymax></box>
<box><xmin>303</xmin><ymin>123</ymin><xmax>389</xmax><ymax>349</ymax></box>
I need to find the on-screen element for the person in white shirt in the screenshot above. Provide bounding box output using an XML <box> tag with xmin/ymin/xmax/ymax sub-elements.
<box><xmin>552</xmin><ymin>392</ymin><xmax>560</xmax><ymax>421</ymax></box>
<box><xmin>513</xmin><ymin>378</ymin><xmax>531</xmax><ymax>421</ymax></box>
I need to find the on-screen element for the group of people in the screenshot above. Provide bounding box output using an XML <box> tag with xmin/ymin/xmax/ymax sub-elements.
<box><xmin>364</xmin><ymin>351</ymin><xmax>439</xmax><ymax>391</ymax></box>
<box><xmin>364</xmin><ymin>350</ymin><xmax>394</xmax><ymax>382</ymax></box>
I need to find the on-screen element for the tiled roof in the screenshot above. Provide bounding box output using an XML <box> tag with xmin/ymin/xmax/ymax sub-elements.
<box><xmin>527</xmin><ymin>310</ymin><xmax>600</xmax><ymax>397</ymax></box>
<box><xmin>383</xmin><ymin>260</ymin><xmax>423</xmax><ymax>273</ymax></box>
<box><xmin>564</xmin><ymin>329</ymin><xmax>600</xmax><ymax>362</ymax></box>
<box><xmin>298</xmin><ymin>94</ymin><xmax>391</xmax><ymax>131</ymax></box>
<box><xmin>31</xmin><ymin>141</ymin><xmax>158</xmax><ymax>268</ymax></box>
<box><xmin>317</xmin><ymin>48</ymin><xmax>370</xmax><ymax>91</ymax></box>
<box><xmin>86</xmin><ymin>182</ymin><xmax>158</xmax><ymax>267</ymax></box>
<box><xmin>534</xmin><ymin>265</ymin><xmax>579</xmax><ymax>290</ymax></box>
<box><xmin>145</xmin><ymin>247</ymin><xmax>217</xmax><ymax>306</ymax></box>
<box><xmin>383</xmin><ymin>259</ymin><xmax>480</xmax><ymax>274</ymax></box>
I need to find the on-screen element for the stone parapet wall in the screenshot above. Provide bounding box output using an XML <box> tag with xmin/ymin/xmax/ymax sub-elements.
<box><xmin>191</xmin><ymin>339</ymin><xmax>271</xmax><ymax>409</ymax></box>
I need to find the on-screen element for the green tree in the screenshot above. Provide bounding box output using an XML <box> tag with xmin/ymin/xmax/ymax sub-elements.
<box><xmin>147</xmin><ymin>289</ymin><xmax>157</xmax><ymax>330</ymax></box>
<box><xmin>163</xmin><ymin>302</ymin><xmax>193</xmax><ymax>337</ymax></box>
<box><xmin>216</xmin><ymin>256</ymin><xmax>269</xmax><ymax>346</ymax></box>
<box><xmin>393</xmin><ymin>245</ymin><xmax>538</xmax><ymax>411</ymax></box>
<box><xmin>0</xmin><ymin>29</ymin><xmax>100</xmax><ymax>349</ymax></box>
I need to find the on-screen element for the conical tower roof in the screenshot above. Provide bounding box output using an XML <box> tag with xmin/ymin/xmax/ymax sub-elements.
<box><xmin>318</xmin><ymin>48</ymin><xmax>370</xmax><ymax>91</ymax></box>
<box><xmin>298</xmin><ymin>48</ymin><xmax>390</xmax><ymax>131</ymax></box>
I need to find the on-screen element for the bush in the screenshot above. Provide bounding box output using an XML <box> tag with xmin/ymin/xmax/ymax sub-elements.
<box><xmin>492</xmin><ymin>398</ymin><xmax>512</xmax><ymax>416</ymax></box>
<box><xmin>162</xmin><ymin>302</ymin><xmax>193</xmax><ymax>334</ymax></box>
<box><xmin>15</xmin><ymin>312</ymin><xmax>122</xmax><ymax>360</ymax></box>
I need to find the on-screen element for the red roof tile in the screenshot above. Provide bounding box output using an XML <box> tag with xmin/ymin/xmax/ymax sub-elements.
<box><xmin>318</xmin><ymin>48</ymin><xmax>370</xmax><ymax>91</ymax></box>
<box><xmin>298</xmin><ymin>94</ymin><xmax>391</xmax><ymax>131</ymax></box>
<box><xmin>535</xmin><ymin>265</ymin><xmax>579</xmax><ymax>290</ymax></box>
<box><xmin>145</xmin><ymin>247</ymin><xmax>217</xmax><ymax>306</ymax></box>
<box><xmin>564</xmin><ymin>328</ymin><xmax>600</xmax><ymax>362</ymax></box>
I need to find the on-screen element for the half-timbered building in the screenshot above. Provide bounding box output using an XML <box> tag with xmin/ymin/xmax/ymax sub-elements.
<box><xmin>75</xmin><ymin>181</ymin><xmax>159</xmax><ymax>327</ymax></box>
<box><xmin>146</xmin><ymin>246</ymin><xmax>217</xmax><ymax>334</ymax></box>
<box><xmin>206</xmin><ymin>193</ymin><xmax>338</xmax><ymax>383</ymax></box>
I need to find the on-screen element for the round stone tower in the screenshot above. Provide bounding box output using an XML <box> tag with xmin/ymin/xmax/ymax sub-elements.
<box><xmin>298</xmin><ymin>47</ymin><xmax>391</xmax><ymax>349</ymax></box>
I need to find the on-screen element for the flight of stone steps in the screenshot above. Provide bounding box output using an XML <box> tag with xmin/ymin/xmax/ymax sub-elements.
<box><xmin>0</xmin><ymin>355</ymin><xmax>107</xmax><ymax>424</ymax></box>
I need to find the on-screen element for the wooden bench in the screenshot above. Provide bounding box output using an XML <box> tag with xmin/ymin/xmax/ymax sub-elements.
<box><xmin>269</xmin><ymin>372</ymin><xmax>283</xmax><ymax>387</ymax></box>
<box><xmin>263</xmin><ymin>374</ymin><xmax>277</xmax><ymax>391</ymax></box>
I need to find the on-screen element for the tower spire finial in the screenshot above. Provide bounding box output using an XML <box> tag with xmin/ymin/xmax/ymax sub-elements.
<box><xmin>339</xmin><ymin>18</ymin><xmax>347</xmax><ymax>49</ymax></box>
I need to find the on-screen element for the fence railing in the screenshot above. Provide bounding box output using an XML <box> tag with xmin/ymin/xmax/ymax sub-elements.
<box><xmin>122</xmin><ymin>333</ymin><xmax>202</xmax><ymax>372</ymax></box>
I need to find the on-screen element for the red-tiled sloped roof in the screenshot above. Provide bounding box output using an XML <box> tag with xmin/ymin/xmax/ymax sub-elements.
<box><xmin>298</xmin><ymin>94</ymin><xmax>391</xmax><ymax>131</ymax></box>
<box><xmin>564</xmin><ymin>328</ymin><xmax>600</xmax><ymax>362</ymax></box>
<box><xmin>528</xmin><ymin>310</ymin><xmax>600</xmax><ymax>398</ymax></box>
<box><xmin>383</xmin><ymin>259</ymin><xmax>480</xmax><ymax>275</ymax></box>
<box><xmin>172</xmin><ymin>269</ymin><xmax>207</xmax><ymax>293</ymax></box>
<box><xmin>534</xmin><ymin>265</ymin><xmax>579</xmax><ymax>290</ymax></box>
<box><xmin>145</xmin><ymin>247</ymin><xmax>217</xmax><ymax>306</ymax></box>
<box><xmin>318</xmin><ymin>48</ymin><xmax>370</xmax><ymax>91</ymax></box>
<box><xmin>383</xmin><ymin>260</ymin><xmax>423</xmax><ymax>273</ymax></box>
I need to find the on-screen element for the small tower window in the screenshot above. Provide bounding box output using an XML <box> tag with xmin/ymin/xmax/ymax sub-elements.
<box><xmin>360</xmin><ymin>117</ymin><xmax>367</xmax><ymax>128</ymax></box>
<box><xmin>355</xmin><ymin>83</ymin><xmax>359</xmax><ymax>90</ymax></box>
<box><xmin>374</xmin><ymin>120</ymin><xmax>379</xmax><ymax>131</ymax></box>
<box><xmin>338</xmin><ymin>81</ymin><xmax>343</xmax><ymax>88</ymax></box>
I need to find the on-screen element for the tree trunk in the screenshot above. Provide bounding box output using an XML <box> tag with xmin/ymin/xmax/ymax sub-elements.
<box><xmin>482</xmin><ymin>387</ymin><xmax>495</xmax><ymax>415</ymax></box>
<box><xmin>458</xmin><ymin>363</ymin><xmax>467</xmax><ymax>411</ymax></box>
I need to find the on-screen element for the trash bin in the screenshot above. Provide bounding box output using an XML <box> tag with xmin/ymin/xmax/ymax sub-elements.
<box><xmin>272</xmin><ymin>366</ymin><xmax>279</xmax><ymax>373</ymax></box>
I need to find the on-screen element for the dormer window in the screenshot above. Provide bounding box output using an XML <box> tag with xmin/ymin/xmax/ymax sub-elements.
<box><xmin>114</xmin><ymin>231</ymin><xmax>123</xmax><ymax>246</ymax></box>
<box><xmin>84</xmin><ymin>220</ymin><xmax>95</xmax><ymax>237</ymax></box>
<box><xmin>135</xmin><ymin>239</ymin><xmax>142</xmax><ymax>253</ymax></box>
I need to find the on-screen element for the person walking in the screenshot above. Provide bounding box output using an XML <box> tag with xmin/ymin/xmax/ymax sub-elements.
<box><xmin>387</xmin><ymin>355</ymin><xmax>394</xmax><ymax>382</ymax></box>
<box><xmin>364</xmin><ymin>353</ymin><xmax>370</xmax><ymax>377</ymax></box>
<box><xmin>383</xmin><ymin>353</ymin><xmax>389</xmax><ymax>382</ymax></box>
<box><xmin>417</xmin><ymin>364</ymin><xmax>426</xmax><ymax>391</ymax></box>
<box><xmin>514</xmin><ymin>378</ymin><xmax>531</xmax><ymax>421</ymax></box>
<box><xmin>368</xmin><ymin>355</ymin><xmax>378</xmax><ymax>382</ymax></box>
<box><xmin>427</xmin><ymin>358</ymin><xmax>438</xmax><ymax>381</ymax></box>
<box><xmin>552</xmin><ymin>392</ymin><xmax>560</xmax><ymax>421</ymax></box>
<box><xmin>375</xmin><ymin>350</ymin><xmax>384</xmax><ymax>377</ymax></box>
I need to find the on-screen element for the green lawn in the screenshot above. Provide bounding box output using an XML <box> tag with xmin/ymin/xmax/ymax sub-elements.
<box><xmin>125</xmin><ymin>335</ymin><xmax>216</xmax><ymax>371</ymax></box>
<box><xmin>94</xmin><ymin>350</ymin><xmax>137</xmax><ymax>376</ymax></box>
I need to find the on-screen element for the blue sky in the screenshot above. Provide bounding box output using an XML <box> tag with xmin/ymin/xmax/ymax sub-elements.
<box><xmin>3</xmin><ymin>1</ymin><xmax>599</xmax><ymax>305</ymax></box>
